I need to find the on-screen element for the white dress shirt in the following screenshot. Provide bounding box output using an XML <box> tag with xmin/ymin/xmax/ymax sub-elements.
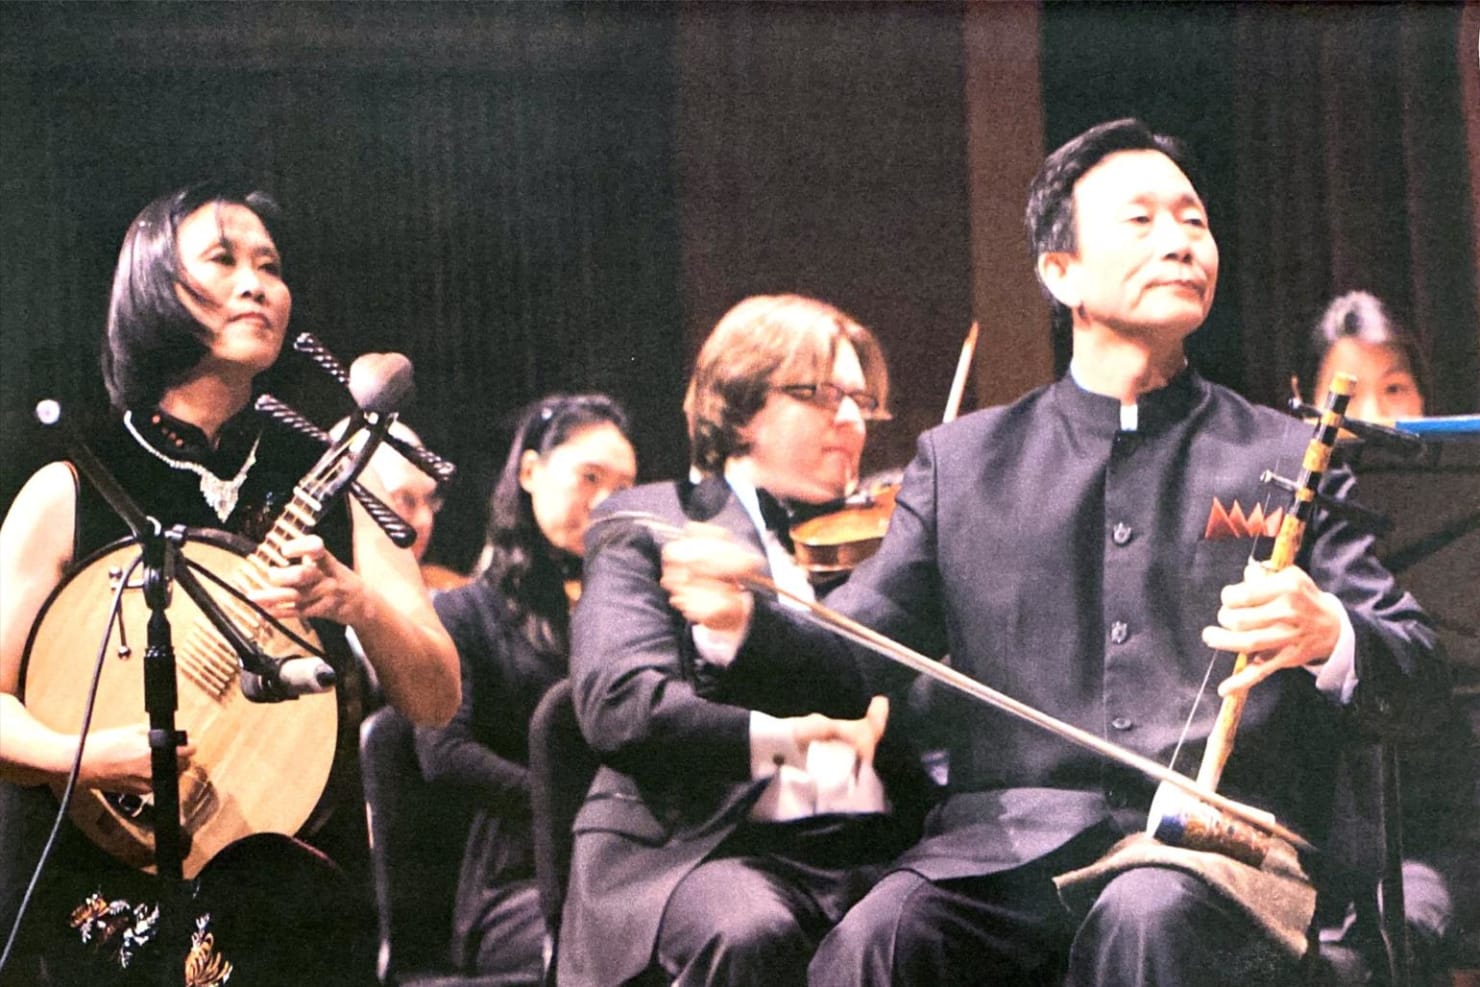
<box><xmin>690</xmin><ymin>471</ymin><xmax>889</xmax><ymax>821</ymax></box>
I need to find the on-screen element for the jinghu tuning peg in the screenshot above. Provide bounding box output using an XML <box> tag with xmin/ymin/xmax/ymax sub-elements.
<box><xmin>1259</xmin><ymin>469</ymin><xmax>1393</xmax><ymax>536</ymax></box>
<box><xmin>1285</xmin><ymin>397</ymin><xmax>1424</xmax><ymax>457</ymax></box>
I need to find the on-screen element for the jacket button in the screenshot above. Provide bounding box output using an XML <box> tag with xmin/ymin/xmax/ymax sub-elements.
<box><xmin>1110</xmin><ymin>716</ymin><xmax>1134</xmax><ymax>731</ymax></box>
<box><xmin>1109</xmin><ymin>620</ymin><xmax>1130</xmax><ymax>645</ymax></box>
<box><xmin>1111</xmin><ymin>522</ymin><xmax>1133</xmax><ymax>546</ymax></box>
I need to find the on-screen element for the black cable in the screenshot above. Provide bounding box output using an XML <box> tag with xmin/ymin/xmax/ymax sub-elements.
<box><xmin>0</xmin><ymin>553</ymin><xmax>141</xmax><ymax>973</ymax></box>
<box><xmin>180</xmin><ymin>555</ymin><xmax>324</xmax><ymax>659</ymax></box>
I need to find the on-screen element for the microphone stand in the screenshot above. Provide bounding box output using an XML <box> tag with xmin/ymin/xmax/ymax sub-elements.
<box><xmin>137</xmin><ymin>522</ymin><xmax>191</xmax><ymax>987</ymax></box>
<box><xmin>35</xmin><ymin>407</ymin><xmax>191</xmax><ymax>986</ymax></box>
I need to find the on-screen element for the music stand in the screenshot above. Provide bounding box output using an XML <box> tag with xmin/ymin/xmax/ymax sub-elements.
<box><xmin>1345</xmin><ymin>430</ymin><xmax>1480</xmax><ymax>684</ymax></box>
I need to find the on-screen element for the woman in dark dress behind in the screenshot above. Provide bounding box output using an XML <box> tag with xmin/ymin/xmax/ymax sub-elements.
<box><xmin>415</xmin><ymin>394</ymin><xmax>637</xmax><ymax>983</ymax></box>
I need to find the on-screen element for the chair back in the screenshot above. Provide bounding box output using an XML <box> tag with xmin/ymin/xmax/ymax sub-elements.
<box><xmin>528</xmin><ymin>679</ymin><xmax>601</xmax><ymax>966</ymax></box>
<box><xmin>360</xmin><ymin>705</ymin><xmax>478</xmax><ymax>984</ymax></box>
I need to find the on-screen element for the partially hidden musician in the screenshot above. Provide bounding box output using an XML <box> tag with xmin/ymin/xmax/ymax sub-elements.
<box><xmin>0</xmin><ymin>183</ymin><xmax>458</xmax><ymax>986</ymax></box>
<box><xmin>415</xmin><ymin>393</ymin><xmax>636</xmax><ymax>983</ymax></box>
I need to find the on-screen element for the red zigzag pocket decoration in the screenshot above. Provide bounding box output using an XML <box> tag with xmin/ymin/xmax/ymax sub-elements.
<box><xmin>1203</xmin><ymin>498</ymin><xmax>1284</xmax><ymax>541</ymax></box>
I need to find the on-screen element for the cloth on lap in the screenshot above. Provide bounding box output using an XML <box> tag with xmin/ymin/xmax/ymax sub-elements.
<box><xmin>1055</xmin><ymin>832</ymin><xmax>1317</xmax><ymax>956</ymax></box>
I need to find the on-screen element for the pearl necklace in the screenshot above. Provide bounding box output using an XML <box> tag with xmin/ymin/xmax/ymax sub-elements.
<box><xmin>123</xmin><ymin>411</ymin><xmax>262</xmax><ymax>523</ymax></box>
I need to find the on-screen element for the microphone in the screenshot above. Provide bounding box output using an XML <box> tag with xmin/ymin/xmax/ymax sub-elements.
<box><xmin>1286</xmin><ymin>398</ymin><xmax>1424</xmax><ymax>456</ymax></box>
<box><xmin>274</xmin><ymin>656</ymin><xmax>337</xmax><ymax>694</ymax></box>
<box><xmin>240</xmin><ymin>655</ymin><xmax>337</xmax><ymax>703</ymax></box>
<box><xmin>349</xmin><ymin>352</ymin><xmax>415</xmax><ymax>416</ymax></box>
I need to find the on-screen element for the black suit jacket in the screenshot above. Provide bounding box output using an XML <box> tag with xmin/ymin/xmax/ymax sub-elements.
<box><xmin>558</xmin><ymin>475</ymin><xmax>923</xmax><ymax>987</ymax></box>
<box><xmin>737</xmin><ymin>371</ymin><xmax>1447</xmax><ymax>884</ymax></box>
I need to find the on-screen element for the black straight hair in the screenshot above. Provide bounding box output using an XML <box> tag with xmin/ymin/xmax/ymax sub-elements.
<box><xmin>479</xmin><ymin>393</ymin><xmax>633</xmax><ymax>655</ymax></box>
<box><xmin>1025</xmin><ymin>118</ymin><xmax>1205</xmax><ymax>330</ymax></box>
<box><xmin>102</xmin><ymin>182</ymin><xmax>283</xmax><ymax>412</ymax></box>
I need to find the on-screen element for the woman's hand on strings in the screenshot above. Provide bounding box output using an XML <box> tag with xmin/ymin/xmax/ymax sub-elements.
<box><xmin>249</xmin><ymin>534</ymin><xmax>368</xmax><ymax>627</ymax></box>
<box><xmin>659</xmin><ymin>523</ymin><xmax>765</xmax><ymax>635</ymax></box>
<box><xmin>1204</xmin><ymin>560</ymin><xmax>1346</xmax><ymax>695</ymax></box>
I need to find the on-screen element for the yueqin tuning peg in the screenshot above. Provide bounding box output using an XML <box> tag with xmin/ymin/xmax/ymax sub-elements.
<box><xmin>254</xmin><ymin>393</ymin><xmax>415</xmax><ymax>550</ymax></box>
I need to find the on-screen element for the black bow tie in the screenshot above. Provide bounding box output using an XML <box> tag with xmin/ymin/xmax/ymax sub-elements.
<box><xmin>755</xmin><ymin>489</ymin><xmax>795</xmax><ymax>553</ymax></box>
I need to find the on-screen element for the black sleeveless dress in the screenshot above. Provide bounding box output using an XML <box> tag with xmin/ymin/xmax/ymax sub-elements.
<box><xmin>0</xmin><ymin>407</ymin><xmax>375</xmax><ymax>987</ymax></box>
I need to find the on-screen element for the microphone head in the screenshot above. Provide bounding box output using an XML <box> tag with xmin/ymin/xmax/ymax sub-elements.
<box><xmin>275</xmin><ymin>657</ymin><xmax>337</xmax><ymax>695</ymax></box>
<box><xmin>349</xmin><ymin>353</ymin><xmax>415</xmax><ymax>415</ymax></box>
<box><xmin>35</xmin><ymin>399</ymin><xmax>61</xmax><ymax>426</ymax></box>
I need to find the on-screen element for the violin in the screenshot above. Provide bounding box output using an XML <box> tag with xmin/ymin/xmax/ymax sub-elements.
<box><xmin>790</xmin><ymin>322</ymin><xmax>979</xmax><ymax>581</ymax></box>
<box><xmin>792</xmin><ymin>480</ymin><xmax>899</xmax><ymax>578</ymax></box>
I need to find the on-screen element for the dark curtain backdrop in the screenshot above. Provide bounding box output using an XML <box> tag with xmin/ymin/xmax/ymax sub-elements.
<box><xmin>2</xmin><ymin>2</ymin><xmax>1476</xmax><ymax>575</ymax></box>
<box><xmin>674</xmin><ymin>2</ymin><xmax>974</xmax><ymax>476</ymax></box>
<box><xmin>1233</xmin><ymin>2</ymin><xmax>1479</xmax><ymax>415</ymax></box>
<box><xmin>0</xmin><ymin>2</ymin><xmax>684</xmax><ymax>573</ymax></box>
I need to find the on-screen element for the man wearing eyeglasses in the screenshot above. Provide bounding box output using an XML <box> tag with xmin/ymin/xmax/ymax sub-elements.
<box><xmin>559</xmin><ymin>294</ymin><xmax>929</xmax><ymax>987</ymax></box>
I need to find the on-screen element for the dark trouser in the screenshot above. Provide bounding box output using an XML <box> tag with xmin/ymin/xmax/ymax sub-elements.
<box><xmin>810</xmin><ymin>860</ymin><xmax>1298</xmax><ymax>987</ymax></box>
<box><xmin>463</xmin><ymin>879</ymin><xmax>545</xmax><ymax>985</ymax></box>
<box><xmin>655</xmin><ymin>815</ymin><xmax>903</xmax><ymax>987</ymax></box>
<box><xmin>1067</xmin><ymin>867</ymin><xmax>1298</xmax><ymax>987</ymax></box>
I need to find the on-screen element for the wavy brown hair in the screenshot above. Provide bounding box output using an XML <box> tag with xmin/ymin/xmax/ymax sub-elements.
<box><xmin>683</xmin><ymin>294</ymin><xmax>889</xmax><ymax>474</ymax></box>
